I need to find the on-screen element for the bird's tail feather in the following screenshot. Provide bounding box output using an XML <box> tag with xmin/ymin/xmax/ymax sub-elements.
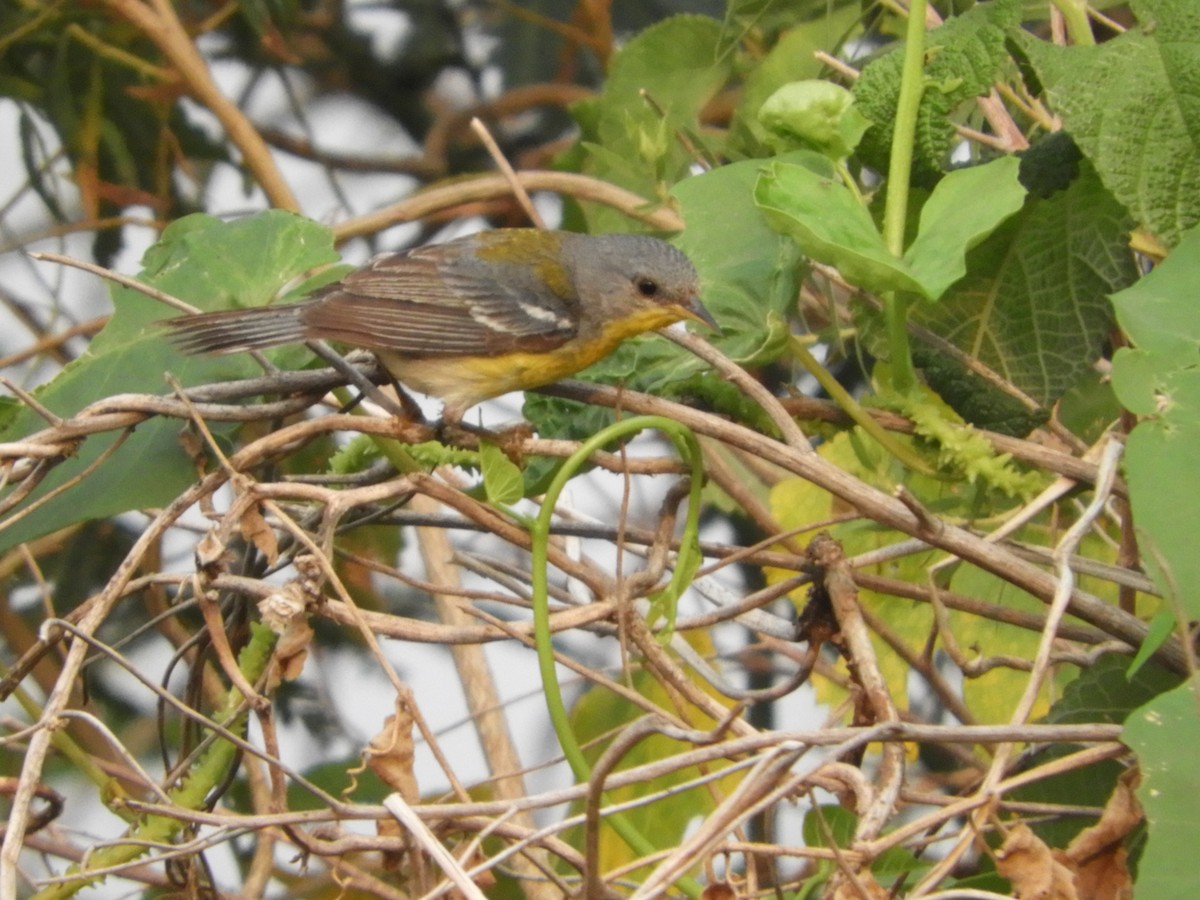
<box><xmin>162</xmin><ymin>304</ymin><xmax>310</xmax><ymax>354</ymax></box>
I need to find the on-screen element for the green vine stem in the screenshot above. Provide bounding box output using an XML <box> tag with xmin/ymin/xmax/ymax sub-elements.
<box><xmin>881</xmin><ymin>0</ymin><xmax>930</xmax><ymax>395</ymax></box>
<box><xmin>0</xmin><ymin>674</ymin><xmax>127</xmax><ymax>815</ymax></box>
<box><xmin>529</xmin><ymin>414</ymin><xmax>705</xmax><ymax>898</ymax></box>
<box><xmin>788</xmin><ymin>335</ymin><xmax>935</xmax><ymax>475</ymax></box>
<box><xmin>33</xmin><ymin>623</ymin><xmax>277</xmax><ymax>900</ymax></box>
<box><xmin>1051</xmin><ymin>0</ymin><xmax>1096</xmax><ymax>46</ymax></box>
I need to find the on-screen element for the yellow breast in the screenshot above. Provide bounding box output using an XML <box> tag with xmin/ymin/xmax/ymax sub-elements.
<box><xmin>376</xmin><ymin>306</ymin><xmax>684</xmax><ymax>410</ymax></box>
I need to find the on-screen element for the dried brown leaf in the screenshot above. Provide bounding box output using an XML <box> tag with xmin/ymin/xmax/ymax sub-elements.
<box><xmin>176</xmin><ymin>423</ymin><xmax>206</xmax><ymax>470</ymax></box>
<box><xmin>259</xmin><ymin>584</ymin><xmax>313</xmax><ymax>686</ymax></box>
<box><xmin>996</xmin><ymin>823</ymin><xmax>1078</xmax><ymax>899</ymax></box>
<box><xmin>239</xmin><ymin>501</ymin><xmax>279</xmax><ymax>565</ymax></box>
<box><xmin>1060</xmin><ymin>775</ymin><xmax>1141</xmax><ymax>900</ymax></box>
<box><xmin>365</xmin><ymin>700</ymin><xmax>419</xmax><ymax>803</ymax></box>
<box><xmin>194</xmin><ymin>529</ymin><xmax>231</xmax><ymax>576</ymax></box>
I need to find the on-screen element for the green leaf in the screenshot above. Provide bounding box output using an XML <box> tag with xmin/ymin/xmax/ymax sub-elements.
<box><xmin>911</xmin><ymin>164</ymin><xmax>1137</xmax><ymax>405</ymax></box>
<box><xmin>799</xmin><ymin>804</ymin><xmax>853</xmax><ymax>896</ymax></box>
<box><xmin>720</xmin><ymin>0</ymin><xmax>847</xmax><ymax>39</ymax></box>
<box><xmin>1012</xmin><ymin>0</ymin><xmax>1200</xmax><ymax>246</ymax></box>
<box><xmin>912</xmin><ymin>347</ymin><xmax>1048</xmax><ymax>437</ymax></box>
<box><xmin>1123</xmin><ymin>413</ymin><xmax>1200</xmax><ymax>623</ymax></box>
<box><xmin>0</xmin><ymin>212</ymin><xmax>338</xmax><ymax>554</ymax></box>
<box><xmin>1111</xmin><ymin>227</ymin><xmax>1200</xmax><ymax>357</ymax></box>
<box><xmin>767</xmin><ymin>431</ymin><xmax>1043</xmax><ymax>722</ymax></box>
<box><xmin>1128</xmin><ymin>611</ymin><xmax>1178</xmax><ymax>677</ymax></box>
<box><xmin>0</xmin><ymin>396</ymin><xmax>20</xmax><ymax>433</ymax></box>
<box><xmin>716</xmin><ymin>0</ymin><xmax>787</xmax><ymax>59</ymax></box>
<box><xmin>670</xmin><ymin>157</ymin><xmax>804</xmax><ymax>365</ymax></box>
<box><xmin>803</xmin><ymin>803</ymin><xmax>855</xmax><ymax>848</ymax></box>
<box><xmin>1055</xmin><ymin>368</ymin><xmax>1122</xmax><ymax>444</ymax></box>
<box><xmin>136</xmin><ymin>211</ymin><xmax>340</xmax><ymax>314</ymax></box>
<box><xmin>903</xmin><ymin>156</ymin><xmax>1027</xmax><ymax>300</ymax></box>
<box><xmin>852</xmin><ymin>0</ymin><xmax>1021</xmax><ymax>185</ymax></box>
<box><xmin>799</xmin><ymin>805</ymin><xmax>928</xmax><ymax>895</ymax></box>
<box><xmin>756</xmin><ymin>159</ymin><xmax>930</xmax><ymax>297</ymax></box>
<box><xmin>479</xmin><ymin>442</ymin><xmax>524</xmax><ymax>506</ymax></box>
<box><xmin>727</xmin><ymin>14</ymin><xmax>863</xmax><ymax>156</ymax></box>
<box><xmin>1122</xmin><ymin>674</ymin><xmax>1200</xmax><ymax>900</ymax></box>
<box><xmin>944</xmin><ymin>561</ymin><xmax>1059</xmax><ymax>724</ymax></box>
<box><xmin>758</xmin><ymin>80</ymin><xmax>870</xmax><ymax>160</ymax></box>
<box><xmin>1110</xmin><ymin>226</ymin><xmax>1200</xmax><ymax>619</ymax></box>
<box><xmin>1011</xmin><ymin>654</ymin><xmax>1179</xmax><ymax>847</ymax></box>
<box><xmin>1018</xmin><ymin>132</ymin><xmax>1084</xmax><ymax>199</ymax></box>
<box><xmin>1046</xmin><ymin>653</ymin><xmax>1182</xmax><ymax>727</ymax></box>
<box><xmin>574</xmin><ymin>14</ymin><xmax>732</xmax><ymax>233</ymax></box>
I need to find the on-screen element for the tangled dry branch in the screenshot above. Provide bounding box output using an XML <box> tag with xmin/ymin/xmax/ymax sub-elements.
<box><xmin>0</xmin><ymin>347</ymin><xmax>1159</xmax><ymax>896</ymax></box>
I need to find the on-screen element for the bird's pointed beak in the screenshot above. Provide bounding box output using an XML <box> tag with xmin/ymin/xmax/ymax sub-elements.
<box><xmin>682</xmin><ymin>295</ymin><xmax>720</xmax><ymax>332</ymax></box>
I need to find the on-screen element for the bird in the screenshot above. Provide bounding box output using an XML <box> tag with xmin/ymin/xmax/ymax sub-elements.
<box><xmin>164</xmin><ymin>228</ymin><xmax>714</xmax><ymax>422</ymax></box>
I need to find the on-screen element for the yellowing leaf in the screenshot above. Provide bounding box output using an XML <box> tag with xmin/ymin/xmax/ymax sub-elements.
<box><xmin>766</xmin><ymin>430</ymin><xmax>1068</xmax><ymax>725</ymax></box>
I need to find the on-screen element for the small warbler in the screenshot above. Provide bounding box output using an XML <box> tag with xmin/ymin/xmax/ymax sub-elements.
<box><xmin>165</xmin><ymin>228</ymin><xmax>714</xmax><ymax>421</ymax></box>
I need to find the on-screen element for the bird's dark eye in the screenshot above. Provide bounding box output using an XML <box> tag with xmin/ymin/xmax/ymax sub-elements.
<box><xmin>635</xmin><ymin>277</ymin><xmax>659</xmax><ymax>298</ymax></box>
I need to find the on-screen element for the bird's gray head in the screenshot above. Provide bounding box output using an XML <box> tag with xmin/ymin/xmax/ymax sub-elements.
<box><xmin>562</xmin><ymin>233</ymin><xmax>714</xmax><ymax>336</ymax></box>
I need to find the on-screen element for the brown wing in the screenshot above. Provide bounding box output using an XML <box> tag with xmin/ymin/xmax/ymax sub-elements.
<box><xmin>301</xmin><ymin>239</ymin><xmax>579</xmax><ymax>358</ymax></box>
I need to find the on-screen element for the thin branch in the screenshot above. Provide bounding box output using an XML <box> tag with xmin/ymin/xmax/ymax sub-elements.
<box><xmin>98</xmin><ymin>0</ymin><xmax>298</xmax><ymax>210</ymax></box>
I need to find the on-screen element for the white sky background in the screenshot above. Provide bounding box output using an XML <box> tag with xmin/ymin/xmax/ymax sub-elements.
<box><xmin>0</xmin><ymin>4</ymin><xmax>826</xmax><ymax>892</ymax></box>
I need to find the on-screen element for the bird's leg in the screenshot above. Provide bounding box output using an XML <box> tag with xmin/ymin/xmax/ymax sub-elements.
<box><xmin>433</xmin><ymin>403</ymin><xmax>470</xmax><ymax>447</ymax></box>
<box><xmin>389</xmin><ymin>383</ymin><xmax>428</xmax><ymax>423</ymax></box>
<box><xmin>435</xmin><ymin>410</ymin><xmax>534</xmax><ymax>464</ymax></box>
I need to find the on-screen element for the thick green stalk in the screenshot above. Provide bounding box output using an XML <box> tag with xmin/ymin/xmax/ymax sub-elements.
<box><xmin>1051</xmin><ymin>0</ymin><xmax>1095</xmax><ymax>46</ymax></box>
<box><xmin>880</xmin><ymin>0</ymin><xmax>930</xmax><ymax>395</ymax></box>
